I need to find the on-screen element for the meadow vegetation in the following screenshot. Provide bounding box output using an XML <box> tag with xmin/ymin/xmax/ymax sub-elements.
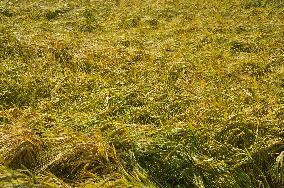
<box><xmin>0</xmin><ymin>0</ymin><xmax>283</xmax><ymax>187</ymax></box>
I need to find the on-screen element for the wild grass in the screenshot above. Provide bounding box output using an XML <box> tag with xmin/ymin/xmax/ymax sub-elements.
<box><xmin>0</xmin><ymin>0</ymin><xmax>283</xmax><ymax>187</ymax></box>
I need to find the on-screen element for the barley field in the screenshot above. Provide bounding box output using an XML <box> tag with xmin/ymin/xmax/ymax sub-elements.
<box><xmin>0</xmin><ymin>0</ymin><xmax>283</xmax><ymax>187</ymax></box>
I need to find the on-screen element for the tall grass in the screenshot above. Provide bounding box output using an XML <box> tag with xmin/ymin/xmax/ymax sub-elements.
<box><xmin>0</xmin><ymin>0</ymin><xmax>283</xmax><ymax>187</ymax></box>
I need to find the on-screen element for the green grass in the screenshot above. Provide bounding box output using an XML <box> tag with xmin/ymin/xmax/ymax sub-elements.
<box><xmin>0</xmin><ymin>0</ymin><xmax>283</xmax><ymax>187</ymax></box>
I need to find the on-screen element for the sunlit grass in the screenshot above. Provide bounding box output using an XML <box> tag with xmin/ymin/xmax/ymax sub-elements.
<box><xmin>0</xmin><ymin>0</ymin><xmax>283</xmax><ymax>187</ymax></box>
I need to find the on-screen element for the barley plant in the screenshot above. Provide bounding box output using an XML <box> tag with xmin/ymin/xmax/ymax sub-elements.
<box><xmin>0</xmin><ymin>0</ymin><xmax>283</xmax><ymax>187</ymax></box>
